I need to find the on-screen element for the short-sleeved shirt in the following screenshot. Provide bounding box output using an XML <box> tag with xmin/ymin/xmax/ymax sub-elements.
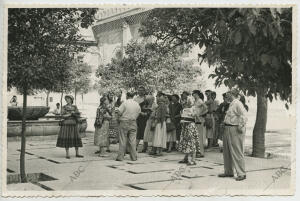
<box><xmin>224</xmin><ymin>99</ymin><xmax>247</xmax><ymax>126</ymax></box>
<box><xmin>118</xmin><ymin>99</ymin><xmax>141</xmax><ymax>121</ymax></box>
<box><xmin>134</xmin><ymin>95</ymin><xmax>145</xmax><ymax>104</ymax></box>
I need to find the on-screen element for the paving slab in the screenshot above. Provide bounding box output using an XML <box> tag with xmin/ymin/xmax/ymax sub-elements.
<box><xmin>6</xmin><ymin>182</ymin><xmax>46</xmax><ymax>191</ymax></box>
<box><xmin>5</xmin><ymin>131</ymin><xmax>292</xmax><ymax>192</ymax></box>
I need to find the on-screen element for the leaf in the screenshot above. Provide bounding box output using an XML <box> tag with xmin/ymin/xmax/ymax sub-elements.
<box><xmin>267</xmin><ymin>93</ymin><xmax>273</xmax><ymax>102</ymax></box>
<box><xmin>252</xmin><ymin>9</ymin><xmax>260</xmax><ymax>17</ymax></box>
<box><xmin>270</xmin><ymin>8</ymin><xmax>277</xmax><ymax>19</ymax></box>
<box><xmin>228</xmin><ymin>9</ymin><xmax>238</xmax><ymax>19</ymax></box>
<box><xmin>276</xmin><ymin>8</ymin><xmax>282</xmax><ymax>14</ymax></box>
<box><xmin>285</xmin><ymin>103</ymin><xmax>289</xmax><ymax>110</ymax></box>
<box><xmin>248</xmin><ymin>20</ymin><xmax>257</xmax><ymax>36</ymax></box>
<box><xmin>263</xmin><ymin>27</ymin><xmax>268</xmax><ymax>37</ymax></box>
<box><xmin>234</xmin><ymin>31</ymin><xmax>242</xmax><ymax>45</ymax></box>
<box><xmin>260</xmin><ymin>54</ymin><xmax>270</xmax><ymax>65</ymax></box>
<box><xmin>224</xmin><ymin>79</ymin><xmax>229</xmax><ymax>86</ymax></box>
<box><xmin>235</xmin><ymin>60</ymin><xmax>244</xmax><ymax>71</ymax></box>
<box><xmin>271</xmin><ymin>56</ymin><xmax>280</xmax><ymax>69</ymax></box>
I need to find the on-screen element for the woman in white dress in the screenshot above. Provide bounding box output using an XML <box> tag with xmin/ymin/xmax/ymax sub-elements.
<box><xmin>151</xmin><ymin>96</ymin><xmax>167</xmax><ymax>156</ymax></box>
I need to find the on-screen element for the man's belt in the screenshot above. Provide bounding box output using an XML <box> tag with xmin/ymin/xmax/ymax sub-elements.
<box><xmin>181</xmin><ymin>117</ymin><xmax>195</xmax><ymax>122</ymax></box>
<box><xmin>120</xmin><ymin>119</ymin><xmax>136</xmax><ymax>122</ymax></box>
<box><xmin>225</xmin><ymin>123</ymin><xmax>238</xmax><ymax>127</ymax></box>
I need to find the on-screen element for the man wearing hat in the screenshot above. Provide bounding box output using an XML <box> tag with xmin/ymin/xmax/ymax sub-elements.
<box><xmin>218</xmin><ymin>89</ymin><xmax>247</xmax><ymax>181</ymax></box>
<box><xmin>116</xmin><ymin>92</ymin><xmax>141</xmax><ymax>161</ymax></box>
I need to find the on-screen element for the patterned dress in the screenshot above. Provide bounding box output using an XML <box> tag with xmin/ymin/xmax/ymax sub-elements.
<box><xmin>94</xmin><ymin>105</ymin><xmax>111</xmax><ymax>147</ymax></box>
<box><xmin>56</xmin><ymin>105</ymin><xmax>82</xmax><ymax>148</ymax></box>
<box><xmin>178</xmin><ymin>121</ymin><xmax>199</xmax><ymax>154</ymax></box>
<box><xmin>108</xmin><ymin>103</ymin><xmax>119</xmax><ymax>144</ymax></box>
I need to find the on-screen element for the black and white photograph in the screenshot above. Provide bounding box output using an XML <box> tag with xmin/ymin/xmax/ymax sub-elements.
<box><xmin>1</xmin><ymin>1</ymin><xmax>297</xmax><ymax>197</ymax></box>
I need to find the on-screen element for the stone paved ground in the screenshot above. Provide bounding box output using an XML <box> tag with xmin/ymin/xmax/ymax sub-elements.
<box><xmin>5</xmin><ymin>130</ymin><xmax>293</xmax><ymax>195</ymax></box>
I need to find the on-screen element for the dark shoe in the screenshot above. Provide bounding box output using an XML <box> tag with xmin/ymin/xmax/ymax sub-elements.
<box><xmin>218</xmin><ymin>173</ymin><xmax>234</xmax><ymax>178</ymax></box>
<box><xmin>212</xmin><ymin>143</ymin><xmax>219</xmax><ymax>147</ymax></box>
<box><xmin>167</xmin><ymin>150</ymin><xmax>172</xmax><ymax>153</ymax></box>
<box><xmin>99</xmin><ymin>154</ymin><xmax>109</xmax><ymax>157</ymax></box>
<box><xmin>149</xmin><ymin>151</ymin><xmax>156</xmax><ymax>155</ymax></box>
<box><xmin>140</xmin><ymin>149</ymin><xmax>147</xmax><ymax>153</ymax></box>
<box><xmin>156</xmin><ymin>153</ymin><xmax>163</xmax><ymax>156</ymax></box>
<box><xmin>106</xmin><ymin>149</ymin><xmax>111</xmax><ymax>153</ymax></box>
<box><xmin>235</xmin><ymin>175</ymin><xmax>246</xmax><ymax>181</ymax></box>
<box><xmin>178</xmin><ymin>159</ymin><xmax>188</xmax><ymax>164</ymax></box>
<box><xmin>76</xmin><ymin>155</ymin><xmax>84</xmax><ymax>158</ymax></box>
<box><xmin>115</xmin><ymin>158</ymin><xmax>123</xmax><ymax>161</ymax></box>
<box><xmin>66</xmin><ymin>156</ymin><xmax>70</xmax><ymax>159</ymax></box>
<box><xmin>95</xmin><ymin>150</ymin><xmax>100</xmax><ymax>154</ymax></box>
<box><xmin>196</xmin><ymin>153</ymin><xmax>204</xmax><ymax>158</ymax></box>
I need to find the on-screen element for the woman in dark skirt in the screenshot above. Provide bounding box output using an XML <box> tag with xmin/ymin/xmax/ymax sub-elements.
<box><xmin>136</xmin><ymin>100</ymin><xmax>148</xmax><ymax>149</ymax></box>
<box><xmin>56</xmin><ymin>95</ymin><xmax>83</xmax><ymax>159</ymax></box>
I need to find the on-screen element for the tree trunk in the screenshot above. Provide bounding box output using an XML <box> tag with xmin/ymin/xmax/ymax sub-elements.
<box><xmin>74</xmin><ymin>89</ymin><xmax>77</xmax><ymax>105</ymax></box>
<box><xmin>20</xmin><ymin>86</ymin><xmax>27</xmax><ymax>183</ymax></box>
<box><xmin>252</xmin><ymin>89</ymin><xmax>268</xmax><ymax>158</ymax></box>
<box><xmin>46</xmin><ymin>90</ymin><xmax>50</xmax><ymax>107</ymax></box>
<box><xmin>60</xmin><ymin>91</ymin><xmax>63</xmax><ymax>116</ymax></box>
<box><xmin>81</xmin><ymin>93</ymin><xmax>84</xmax><ymax>109</ymax></box>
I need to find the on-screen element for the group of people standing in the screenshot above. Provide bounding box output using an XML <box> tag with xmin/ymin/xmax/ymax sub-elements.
<box><xmin>55</xmin><ymin>86</ymin><xmax>248</xmax><ymax>181</ymax></box>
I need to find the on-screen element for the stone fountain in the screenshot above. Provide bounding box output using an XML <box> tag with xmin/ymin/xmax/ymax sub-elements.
<box><xmin>7</xmin><ymin>106</ymin><xmax>87</xmax><ymax>137</ymax></box>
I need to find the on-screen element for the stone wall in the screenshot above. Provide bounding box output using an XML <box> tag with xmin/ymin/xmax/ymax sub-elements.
<box><xmin>92</xmin><ymin>9</ymin><xmax>151</xmax><ymax>65</ymax></box>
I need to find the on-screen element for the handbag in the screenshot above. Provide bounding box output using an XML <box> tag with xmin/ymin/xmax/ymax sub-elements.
<box><xmin>78</xmin><ymin>131</ymin><xmax>86</xmax><ymax>138</ymax></box>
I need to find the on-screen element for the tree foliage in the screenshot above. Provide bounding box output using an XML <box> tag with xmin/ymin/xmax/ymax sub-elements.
<box><xmin>73</xmin><ymin>61</ymin><xmax>92</xmax><ymax>95</ymax></box>
<box><xmin>140</xmin><ymin>8</ymin><xmax>292</xmax><ymax>103</ymax></box>
<box><xmin>8</xmin><ymin>8</ymin><xmax>97</xmax><ymax>92</ymax></box>
<box><xmin>95</xmin><ymin>41</ymin><xmax>204</xmax><ymax>94</ymax></box>
<box><xmin>8</xmin><ymin>8</ymin><xmax>97</xmax><ymax>182</ymax></box>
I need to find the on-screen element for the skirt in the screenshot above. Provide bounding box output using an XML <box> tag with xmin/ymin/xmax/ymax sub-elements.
<box><xmin>136</xmin><ymin>116</ymin><xmax>148</xmax><ymax>140</ymax></box>
<box><xmin>167</xmin><ymin>129</ymin><xmax>177</xmax><ymax>142</ymax></box>
<box><xmin>152</xmin><ymin>122</ymin><xmax>167</xmax><ymax>148</ymax></box>
<box><xmin>94</xmin><ymin>120</ymin><xmax>110</xmax><ymax>147</ymax></box>
<box><xmin>178</xmin><ymin>122</ymin><xmax>199</xmax><ymax>154</ymax></box>
<box><xmin>143</xmin><ymin>119</ymin><xmax>154</xmax><ymax>143</ymax></box>
<box><xmin>109</xmin><ymin>116</ymin><xmax>120</xmax><ymax>143</ymax></box>
<box><xmin>56</xmin><ymin>124</ymin><xmax>82</xmax><ymax>148</ymax></box>
<box><xmin>205</xmin><ymin>114</ymin><xmax>215</xmax><ymax>139</ymax></box>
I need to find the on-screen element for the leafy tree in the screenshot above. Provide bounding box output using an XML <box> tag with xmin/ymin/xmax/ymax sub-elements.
<box><xmin>140</xmin><ymin>8</ymin><xmax>292</xmax><ymax>157</ymax></box>
<box><xmin>95</xmin><ymin>41</ymin><xmax>204</xmax><ymax>94</ymax></box>
<box><xmin>72</xmin><ymin>61</ymin><xmax>92</xmax><ymax>104</ymax></box>
<box><xmin>8</xmin><ymin>8</ymin><xmax>97</xmax><ymax>182</ymax></box>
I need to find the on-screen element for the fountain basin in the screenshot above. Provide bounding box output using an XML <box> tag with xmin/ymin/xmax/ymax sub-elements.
<box><xmin>7</xmin><ymin>117</ymin><xmax>88</xmax><ymax>137</ymax></box>
<box><xmin>8</xmin><ymin>106</ymin><xmax>50</xmax><ymax>120</ymax></box>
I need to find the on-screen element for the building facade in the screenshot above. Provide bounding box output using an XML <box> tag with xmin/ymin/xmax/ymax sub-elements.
<box><xmin>92</xmin><ymin>8</ymin><xmax>152</xmax><ymax>65</ymax></box>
